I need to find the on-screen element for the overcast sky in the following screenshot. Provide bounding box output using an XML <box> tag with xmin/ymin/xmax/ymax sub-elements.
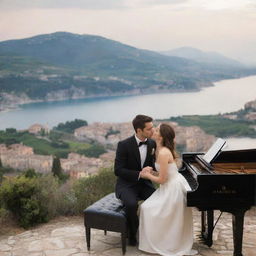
<box><xmin>0</xmin><ymin>0</ymin><xmax>256</xmax><ymax>63</ymax></box>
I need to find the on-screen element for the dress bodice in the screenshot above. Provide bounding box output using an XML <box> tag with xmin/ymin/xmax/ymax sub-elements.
<box><xmin>155</xmin><ymin>162</ymin><xmax>178</xmax><ymax>178</ymax></box>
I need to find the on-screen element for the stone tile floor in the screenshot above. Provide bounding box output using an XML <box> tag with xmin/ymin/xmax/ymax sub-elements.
<box><xmin>0</xmin><ymin>208</ymin><xmax>255</xmax><ymax>256</ymax></box>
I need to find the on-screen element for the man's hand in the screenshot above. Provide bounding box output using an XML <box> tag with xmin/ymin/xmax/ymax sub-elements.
<box><xmin>140</xmin><ymin>166</ymin><xmax>153</xmax><ymax>179</ymax></box>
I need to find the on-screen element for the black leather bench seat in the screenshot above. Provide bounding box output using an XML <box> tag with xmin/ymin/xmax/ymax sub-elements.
<box><xmin>83</xmin><ymin>193</ymin><xmax>127</xmax><ymax>254</ymax></box>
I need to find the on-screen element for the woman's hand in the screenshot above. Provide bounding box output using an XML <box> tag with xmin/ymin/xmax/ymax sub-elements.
<box><xmin>140</xmin><ymin>166</ymin><xmax>152</xmax><ymax>179</ymax></box>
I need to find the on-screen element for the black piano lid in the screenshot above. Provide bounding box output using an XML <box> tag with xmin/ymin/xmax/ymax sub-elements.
<box><xmin>214</xmin><ymin>148</ymin><xmax>256</xmax><ymax>163</ymax></box>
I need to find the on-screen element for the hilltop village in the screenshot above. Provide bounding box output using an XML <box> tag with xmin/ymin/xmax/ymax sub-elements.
<box><xmin>0</xmin><ymin>121</ymin><xmax>214</xmax><ymax>178</ymax></box>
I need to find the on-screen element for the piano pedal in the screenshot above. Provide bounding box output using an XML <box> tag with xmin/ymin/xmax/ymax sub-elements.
<box><xmin>197</xmin><ymin>234</ymin><xmax>205</xmax><ymax>242</ymax></box>
<box><xmin>198</xmin><ymin>234</ymin><xmax>213</xmax><ymax>247</ymax></box>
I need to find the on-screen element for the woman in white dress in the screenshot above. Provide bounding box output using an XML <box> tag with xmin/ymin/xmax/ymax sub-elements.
<box><xmin>139</xmin><ymin>123</ymin><xmax>197</xmax><ymax>256</ymax></box>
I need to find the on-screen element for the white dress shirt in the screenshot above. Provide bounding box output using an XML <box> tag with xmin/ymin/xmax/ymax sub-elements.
<box><xmin>135</xmin><ymin>134</ymin><xmax>148</xmax><ymax>169</ymax></box>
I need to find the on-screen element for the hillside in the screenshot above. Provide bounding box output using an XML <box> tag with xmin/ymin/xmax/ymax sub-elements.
<box><xmin>167</xmin><ymin>99</ymin><xmax>256</xmax><ymax>138</ymax></box>
<box><xmin>161</xmin><ymin>47</ymin><xmax>243</xmax><ymax>67</ymax></box>
<box><xmin>1</xmin><ymin>32</ymin><xmax>256</xmax><ymax>108</ymax></box>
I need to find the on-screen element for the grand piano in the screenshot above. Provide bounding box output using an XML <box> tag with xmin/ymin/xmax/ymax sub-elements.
<box><xmin>179</xmin><ymin>139</ymin><xmax>256</xmax><ymax>256</ymax></box>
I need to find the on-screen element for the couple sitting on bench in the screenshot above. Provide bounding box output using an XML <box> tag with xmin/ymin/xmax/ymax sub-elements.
<box><xmin>85</xmin><ymin>114</ymin><xmax>197</xmax><ymax>256</ymax></box>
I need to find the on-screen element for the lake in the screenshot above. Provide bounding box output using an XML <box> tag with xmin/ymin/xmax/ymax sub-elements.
<box><xmin>0</xmin><ymin>75</ymin><xmax>256</xmax><ymax>130</ymax></box>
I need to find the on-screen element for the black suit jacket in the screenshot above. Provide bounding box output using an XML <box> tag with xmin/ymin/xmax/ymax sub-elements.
<box><xmin>114</xmin><ymin>135</ymin><xmax>156</xmax><ymax>197</ymax></box>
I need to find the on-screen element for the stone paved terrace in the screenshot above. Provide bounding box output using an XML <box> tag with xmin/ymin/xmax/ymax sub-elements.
<box><xmin>0</xmin><ymin>208</ymin><xmax>255</xmax><ymax>256</ymax></box>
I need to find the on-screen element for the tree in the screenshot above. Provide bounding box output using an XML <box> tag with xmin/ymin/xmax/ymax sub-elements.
<box><xmin>5</xmin><ymin>128</ymin><xmax>17</xmax><ymax>134</ymax></box>
<box><xmin>77</xmin><ymin>144</ymin><xmax>107</xmax><ymax>158</ymax></box>
<box><xmin>0</xmin><ymin>160</ymin><xmax>3</xmax><ymax>183</ymax></box>
<box><xmin>54</xmin><ymin>119</ymin><xmax>88</xmax><ymax>133</ymax></box>
<box><xmin>24</xmin><ymin>169</ymin><xmax>37</xmax><ymax>178</ymax></box>
<box><xmin>0</xmin><ymin>171</ymin><xmax>3</xmax><ymax>183</ymax></box>
<box><xmin>51</xmin><ymin>156</ymin><xmax>69</xmax><ymax>182</ymax></box>
<box><xmin>51</xmin><ymin>156</ymin><xmax>62</xmax><ymax>178</ymax></box>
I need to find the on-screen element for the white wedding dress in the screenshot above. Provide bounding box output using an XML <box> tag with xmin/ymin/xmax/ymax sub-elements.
<box><xmin>139</xmin><ymin>162</ymin><xmax>197</xmax><ymax>256</ymax></box>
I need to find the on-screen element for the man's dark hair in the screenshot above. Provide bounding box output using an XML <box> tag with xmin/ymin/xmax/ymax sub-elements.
<box><xmin>132</xmin><ymin>114</ymin><xmax>153</xmax><ymax>133</ymax></box>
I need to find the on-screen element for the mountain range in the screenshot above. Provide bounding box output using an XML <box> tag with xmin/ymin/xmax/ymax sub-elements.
<box><xmin>0</xmin><ymin>32</ymin><xmax>256</xmax><ymax>104</ymax></box>
<box><xmin>161</xmin><ymin>47</ymin><xmax>243</xmax><ymax>67</ymax></box>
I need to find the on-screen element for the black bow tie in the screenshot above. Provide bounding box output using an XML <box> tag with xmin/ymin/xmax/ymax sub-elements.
<box><xmin>138</xmin><ymin>140</ymin><xmax>148</xmax><ymax>147</ymax></box>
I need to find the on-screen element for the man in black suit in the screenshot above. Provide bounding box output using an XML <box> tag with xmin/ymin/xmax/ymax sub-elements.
<box><xmin>114</xmin><ymin>114</ymin><xmax>156</xmax><ymax>246</ymax></box>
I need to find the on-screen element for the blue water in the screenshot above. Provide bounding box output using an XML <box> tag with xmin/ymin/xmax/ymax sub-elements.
<box><xmin>0</xmin><ymin>75</ymin><xmax>256</xmax><ymax>130</ymax></box>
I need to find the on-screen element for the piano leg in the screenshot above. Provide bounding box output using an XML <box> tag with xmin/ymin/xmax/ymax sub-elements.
<box><xmin>201</xmin><ymin>210</ymin><xmax>214</xmax><ymax>247</ymax></box>
<box><xmin>232</xmin><ymin>209</ymin><xmax>247</xmax><ymax>256</ymax></box>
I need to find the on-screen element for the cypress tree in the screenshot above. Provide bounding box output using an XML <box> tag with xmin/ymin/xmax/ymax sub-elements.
<box><xmin>51</xmin><ymin>156</ymin><xmax>62</xmax><ymax>178</ymax></box>
<box><xmin>0</xmin><ymin>158</ymin><xmax>3</xmax><ymax>182</ymax></box>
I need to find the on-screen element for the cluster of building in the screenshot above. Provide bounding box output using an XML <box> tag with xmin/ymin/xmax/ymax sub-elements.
<box><xmin>0</xmin><ymin>120</ymin><xmax>216</xmax><ymax>179</ymax></box>
<box><xmin>74</xmin><ymin>121</ymin><xmax>215</xmax><ymax>152</ymax></box>
<box><xmin>0</xmin><ymin>143</ymin><xmax>114</xmax><ymax>179</ymax></box>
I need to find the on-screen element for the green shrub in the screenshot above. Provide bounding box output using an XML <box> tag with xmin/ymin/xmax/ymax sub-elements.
<box><xmin>0</xmin><ymin>207</ymin><xmax>11</xmax><ymax>225</ymax></box>
<box><xmin>73</xmin><ymin>166</ymin><xmax>116</xmax><ymax>213</ymax></box>
<box><xmin>55</xmin><ymin>180</ymin><xmax>77</xmax><ymax>215</ymax></box>
<box><xmin>0</xmin><ymin>166</ymin><xmax>116</xmax><ymax>227</ymax></box>
<box><xmin>36</xmin><ymin>174</ymin><xmax>59</xmax><ymax>218</ymax></box>
<box><xmin>23</xmin><ymin>168</ymin><xmax>38</xmax><ymax>178</ymax></box>
<box><xmin>0</xmin><ymin>170</ymin><xmax>3</xmax><ymax>183</ymax></box>
<box><xmin>54</xmin><ymin>119</ymin><xmax>88</xmax><ymax>133</ymax></box>
<box><xmin>5</xmin><ymin>128</ymin><xmax>17</xmax><ymax>134</ymax></box>
<box><xmin>105</xmin><ymin>128</ymin><xmax>120</xmax><ymax>138</ymax></box>
<box><xmin>77</xmin><ymin>144</ymin><xmax>107</xmax><ymax>158</ymax></box>
<box><xmin>0</xmin><ymin>175</ymin><xmax>48</xmax><ymax>228</ymax></box>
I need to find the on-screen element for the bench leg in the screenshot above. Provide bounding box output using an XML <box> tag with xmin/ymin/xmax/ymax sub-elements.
<box><xmin>121</xmin><ymin>231</ymin><xmax>126</xmax><ymax>255</ymax></box>
<box><xmin>104</xmin><ymin>230</ymin><xmax>107</xmax><ymax>235</ymax></box>
<box><xmin>85</xmin><ymin>226</ymin><xmax>91</xmax><ymax>251</ymax></box>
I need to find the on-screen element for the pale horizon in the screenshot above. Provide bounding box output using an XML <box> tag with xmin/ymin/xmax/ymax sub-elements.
<box><xmin>0</xmin><ymin>0</ymin><xmax>256</xmax><ymax>64</ymax></box>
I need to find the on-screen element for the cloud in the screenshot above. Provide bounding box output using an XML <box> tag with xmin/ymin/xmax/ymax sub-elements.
<box><xmin>0</xmin><ymin>0</ymin><xmax>187</xmax><ymax>10</ymax></box>
<box><xmin>0</xmin><ymin>0</ymin><xmax>255</xmax><ymax>62</ymax></box>
<box><xmin>0</xmin><ymin>0</ymin><xmax>126</xmax><ymax>10</ymax></box>
<box><xmin>185</xmin><ymin>0</ymin><xmax>256</xmax><ymax>11</ymax></box>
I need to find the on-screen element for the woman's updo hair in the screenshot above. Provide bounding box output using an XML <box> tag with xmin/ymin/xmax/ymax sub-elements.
<box><xmin>159</xmin><ymin>123</ymin><xmax>177</xmax><ymax>159</ymax></box>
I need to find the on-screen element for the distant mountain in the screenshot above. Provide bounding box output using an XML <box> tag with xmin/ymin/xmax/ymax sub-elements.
<box><xmin>0</xmin><ymin>32</ymin><xmax>256</xmax><ymax>105</ymax></box>
<box><xmin>0</xmin><ymin>32</ymin><xmax>194</xmax><ymax>75</ymax></box>
<box><xmin>161</xmin><ymin>47</ymin><xmax>243</xmax><ymax>67</ymax></box>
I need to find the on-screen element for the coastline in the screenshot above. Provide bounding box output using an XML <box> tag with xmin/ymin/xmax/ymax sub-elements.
<box><xmin>0</xmin><ymin>85</ymin><xmax>203</xmax><ymax>114</ymax></box>
<box><xmin>1</xmin><ymin>74</ymin><xmax>256</xmax><ymax>114</ymax></box>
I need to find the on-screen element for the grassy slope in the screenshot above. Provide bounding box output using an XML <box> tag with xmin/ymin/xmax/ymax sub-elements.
<box><xmin>168</xmin><ymin>115</ymin><xmax>256</xmax><ymax>137</ymax></box>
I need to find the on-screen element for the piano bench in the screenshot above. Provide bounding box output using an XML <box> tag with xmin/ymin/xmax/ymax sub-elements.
<box><xmin>83</xmin><ymin>193</ymin><xmax>127</xmax><ymax>255</ymax></box>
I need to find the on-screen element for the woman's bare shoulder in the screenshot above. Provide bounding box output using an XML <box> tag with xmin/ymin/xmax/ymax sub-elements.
<box><xmin>159</xmin><ymin>147</ymin><xmax>174</xmax><ymax>162</ymax></box>
<box><xmin>159</xmin><ymin>147</ymin><xmax>171</xmax><ymax>155</ymax></box>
